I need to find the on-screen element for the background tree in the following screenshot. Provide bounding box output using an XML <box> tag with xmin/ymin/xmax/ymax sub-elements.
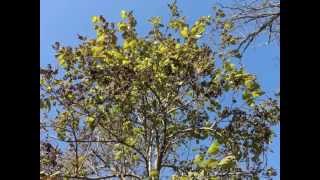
<box><xmin>40</xmin><ymin>1</ymin><xmax>279</xmax><ymax>179</ymax></box>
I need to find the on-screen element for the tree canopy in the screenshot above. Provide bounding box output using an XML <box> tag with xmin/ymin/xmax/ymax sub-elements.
<box><xmin>40</xmin><ymin>1</ymin><xmax>279</xmax><ymax>179</ymax></box>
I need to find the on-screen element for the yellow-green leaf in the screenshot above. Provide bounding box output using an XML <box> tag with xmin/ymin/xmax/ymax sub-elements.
<box><xmin>122</xmin><ymin>59</ymin><xmax>130</xmax><ymax>65</ymax></box>
<box><xmin>117</xmin><ymin>22</ymin><xmax>127</xmax><ymax>32</ymax></box>
<box><xmin>86</xmin><ymin>116</ymin><xmax>95</xmax><ymax>128</ymax></box>
<box><xmin>207</xmin><ymin>159</ymin><xmax>218</xmax><ymax>169</ymax></box>
<box><xmin>252</xmin><ymin>90</ymin><xmax>263</xmax><ymax>98</ymax></box>
<box><xmin>92</xmin><ymin>46</ymin><xmax>104</xmax><ymax>57</ymax></box>
<box><xmin>180</xmin><ymin>176</ymin><xmax>188</xmax><ymax>180</ymax></box>
<box><xmin>92</xmin><ymin>16</ymin><xmax>99</xmax><ymax>24</ymax></box>
<box><xmin>46</xmin><ymin>86</ymin><xmax>52</xmax><ymax>92</ymax></box>
<box><xmin>180</xmin><ymin>26</ymin><xmax>189</xmax><ymax>38</ymax></box>
<box><xmin>133</xmin><ymin>154</ymin><xmax>140</xmax><ymax>161</ymax></box>
<box><xmin>224</xmin><ymin>21</ymin><xmax>234</xmax><ymax>30</ymax></box>
<box><xmin>96</xmin><ymin>35</ymin><xmax>106</xmax><ymax>44</ymax></box>
<box><xmin>67</xmin><ymin>94</ymin><xmax>74</xmax><ymax>100</ymax></box>
<box><xmin>245</xmin><ymin>79</ymin><xmax>255</xmax><ymax>90</ymax></box>
<box><xmin>149</xmin><ymin>16</ymin><xmax>162</xmax><ymax>26</ymax></box>
<box><xmin>191</xmin><ymin>23</ymin><xmax>205</xmax><ymax>37</ymax></box>
<box><xmin>218</xmin><ymin>155</ymin><xmax>236</xmax><ymax>169</ymax></box>
<box><xmin>125</xmin><ymin>137</ymin><xmax>136</xmax><ymax>146</ymax></box>
<box><xmin>209</xmin><ymin>177</ymin><xmax>219</xmax><ymax>180</ymax></box>
<box><xmin>150</xmin><ymin>169</ymin><xmax>159</xmax><ymax>177</ymax></box>
<box><xmin>114</xmin><ymin>151</ymin><xmax>122</xmax><ymax>160</ymax></box>
<box><xmin>123</xmin><ymin>39</ymin><xmax>137</xmax><ymax>49</ymax></box>
<box><xmin>207</xmin><ymin>141</ymin><xmax>220</xmax><ymax>155</ymax></box>
<box><xmin>194</xmin><ymin>154</ymin><xmax>204</xmax><ymax>165</ymax></box>
<box><xmin>120</xmin><ymin>10</ymin><xmax>128</xmax><ymax>19</ymax></box>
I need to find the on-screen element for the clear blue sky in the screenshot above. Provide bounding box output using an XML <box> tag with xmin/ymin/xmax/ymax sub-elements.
<box><xmin>41</xmin><ymin>0</ymin><xmax>279</xmax><ymax>178</ymax></box>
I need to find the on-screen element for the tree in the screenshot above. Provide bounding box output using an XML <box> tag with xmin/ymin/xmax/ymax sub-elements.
<box><xmin>209</xmin><ymin>0</ymin><xmax>280</xmax><ymax>58</ymax></box>
<box><xmin>40</xmin><ymin>1</ymin><xmax>279</xmax><ymax>179</ymax></box>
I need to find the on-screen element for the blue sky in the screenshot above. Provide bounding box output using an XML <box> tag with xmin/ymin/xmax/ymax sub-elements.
<box><xmin>41</xmin><ymin>0</ymin><xmax>279</xmax><ymax>178</ymax></box>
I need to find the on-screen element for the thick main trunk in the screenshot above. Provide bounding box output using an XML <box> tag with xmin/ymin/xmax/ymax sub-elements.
<box><xmin>147</xmin><ymin>129</ymin><xmax>161</xmax><ymax>180</ymax></box>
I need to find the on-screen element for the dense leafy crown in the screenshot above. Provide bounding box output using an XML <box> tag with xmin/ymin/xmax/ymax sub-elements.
<box><xmin>41</xmin><ymin>1</ymin><xmax>279</xmax><ymax>180</ymax></box>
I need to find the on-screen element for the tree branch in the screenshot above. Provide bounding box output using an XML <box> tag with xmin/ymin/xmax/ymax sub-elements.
<box><xmin>59</xmin><ymin>173</ymin><xmax>142</xmax><ymax>180</ymax></box>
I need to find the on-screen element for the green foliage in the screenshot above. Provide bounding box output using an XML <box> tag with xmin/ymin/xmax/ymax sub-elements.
<box><xmin>218</xmin><ymin>155</ymin><xmax>236</xmax><ymax>169</ymax></box>
<box><xmin>193</xmin><ymin>154</ymin><xmax>205</xmax><ymax>166</ymax></box>
<box><xmin>149</xmin><ymin>16</ymin><xmax>162</xmax><ymax>27</ymax></box>
<box><xmin>85</xmin><ymin>116</ymin><xmax>95</xmax><ymax>129</ymax></box>
<box><xmin>150</xmin><ymin>169</ymin><xmax>159</xmax><ymax>177</ymax></box>
<box><xmin>207</xmin><ymin>141</ymin><xmax>220</xmax><ymax>155</ymax></box>
<box><xmin>120</xmin><ymin>10</ymin><xmax>128</xmax><ymax>19</ymax></box>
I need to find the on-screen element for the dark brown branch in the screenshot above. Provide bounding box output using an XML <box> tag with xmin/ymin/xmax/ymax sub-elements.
<box><xmin>237</xmin><ymin>13</ymin><xmax>279</xmax><ymax>54</ymax></box>
<box><xmin>70</xmin><ymin>121</ymin><xmax>80</xmax><ymax>176</ymax></box>
<box><xmin>98</xmin><ymin>122</ymin><xmax>149</xmax><ymax>167</ymax></box>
